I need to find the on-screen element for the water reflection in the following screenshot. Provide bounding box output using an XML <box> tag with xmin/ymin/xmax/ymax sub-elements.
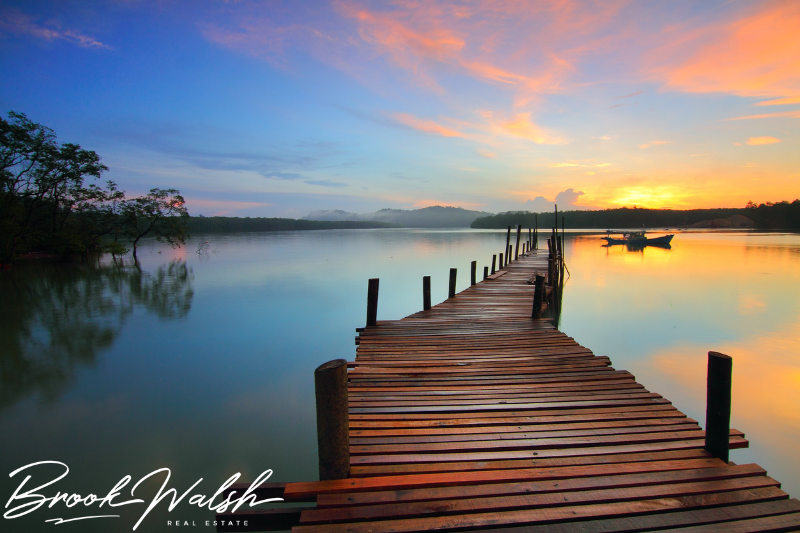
<box><xmin>0</xmin><ymin>261</ymin><xmax>193</xmax><ymax>410</ymax></box>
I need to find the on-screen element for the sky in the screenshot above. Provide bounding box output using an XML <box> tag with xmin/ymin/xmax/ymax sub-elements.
<box><xmin>0</xmin><ymin>0</ymin><xmax>798</xmax><ymax>217</ymax></box>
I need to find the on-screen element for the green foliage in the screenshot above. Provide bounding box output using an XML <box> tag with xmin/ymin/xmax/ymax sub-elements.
<box><xmin>0</xmin><ymin>112</ymin><xmax>189</xmax><ymax>262</ymax></box>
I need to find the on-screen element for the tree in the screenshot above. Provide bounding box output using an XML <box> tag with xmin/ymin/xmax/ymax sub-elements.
<box><xmin>121</xmin><ymin>188</ymin><xmax>189</xmax><ymax>258</ymax></box>
<box><xmin>1</xmin><ymin>111</ymin><xmax>108</xmax><ymax>261</ymax></box>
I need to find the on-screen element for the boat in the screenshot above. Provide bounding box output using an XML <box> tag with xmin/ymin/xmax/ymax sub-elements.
<box><xmin>603</xmin><ymin>230</ymin><xmax>674</xmax><ymax>245</ymax></box>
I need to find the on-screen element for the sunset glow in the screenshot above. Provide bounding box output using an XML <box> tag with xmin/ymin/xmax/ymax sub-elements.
<box><xmin>1</xmin><ymin>0</ymin><xmax>797</xmax><ymax>216</ymax></box>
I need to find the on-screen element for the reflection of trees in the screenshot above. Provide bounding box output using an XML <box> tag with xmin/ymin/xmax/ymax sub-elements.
<box><xmin>0</xmin><ymin>261</ymin><xmax>193</xmax><ymax>410</ymax></box>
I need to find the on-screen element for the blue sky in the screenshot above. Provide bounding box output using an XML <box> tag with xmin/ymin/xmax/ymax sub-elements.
<box><xmin>1</xmin><ymin>0</ymin><xmax>798</xmax><ymax>217</ymax></box>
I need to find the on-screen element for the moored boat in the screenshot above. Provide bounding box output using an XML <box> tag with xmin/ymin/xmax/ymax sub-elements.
<box><xmin>603</xmin><ymin>230</ymin><xmax>674</xmax><ymax>245</ymax></box>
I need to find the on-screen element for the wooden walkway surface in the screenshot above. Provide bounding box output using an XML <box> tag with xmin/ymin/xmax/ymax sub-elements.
<box><xmin>224</xmin><ymin>249</ymin><xmax>800</xmax><ymax>532</ymax></box>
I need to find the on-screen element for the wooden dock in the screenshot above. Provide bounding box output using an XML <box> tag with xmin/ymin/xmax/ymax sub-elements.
<box><xmin>219</xmin><ymin>248</ymin><xmax>800</xmax><ymax>532</ymax></box>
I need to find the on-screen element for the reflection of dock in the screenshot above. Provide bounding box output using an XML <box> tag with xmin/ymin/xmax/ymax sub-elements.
<box><xmin>218</xmin><ymin>238</ymin><xmax>799</xmax><ymax>532</ymax></box>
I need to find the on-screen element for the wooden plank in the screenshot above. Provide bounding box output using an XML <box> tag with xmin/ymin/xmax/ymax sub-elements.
<box><xmin>300</xmin><ymin>475</ymin><xmax>779</xmax><ymax>524</ymax></box>
<box><xmin>473</xmin><ymin>499</ymin><xmax>800</xmax><ymax>533</ymax></box>
<box><xmin>316</xmin><ymin>464</ymin><xmax>765</xmax><ymax>508</ymax></box>
<box><xmin>284</xmin><ymin>458</ymin><xmax>729</xmax><ymax>500</ymax></box>
<box><xmin>291</xmin><ymin>486</ymin><xmax>789</xmax><ymax>533</ymax></box>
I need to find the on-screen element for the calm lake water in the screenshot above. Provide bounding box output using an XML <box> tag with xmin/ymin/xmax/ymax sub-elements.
<box><xmin>2</xmin><ymin>228</ymin><xmax>799</xmax><ymax>532</ymax></box>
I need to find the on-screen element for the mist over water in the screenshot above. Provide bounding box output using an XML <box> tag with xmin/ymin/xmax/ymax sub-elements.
<box><xmin>1</xmin><ymin>228</ymin><xmax>799</xmax><ymax>532</ymax></box>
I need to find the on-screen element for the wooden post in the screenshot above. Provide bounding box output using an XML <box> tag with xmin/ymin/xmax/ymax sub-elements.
<box><xmin>505</xmin><ymin>226</ymin><xmax>511</xmax><ymax>263</ymax></box>
<box><xmin>515</xmin><ymin>225</ymin><xmax>521</xmax><ymax>260</ymax></box>
<box><xmin>470</xmin><ymin>261</ymin><xmax>477</xmax><ymax>285</ymax></box>
<box><xmin>531</xmin><ymin>274</ymin><xmax>545</xmax><ymax>319</ymax></box>
<box><xmin>483</xmin><ymin>266</ymin><xmax>488</xmax><ymax>280</ymax></box>
<box><xmin>366</xmin><ymin>278</ymin><xmax>379</xmax><ymax>327</ymax></box>
<box><xmin>315</xmin><ymin>359</ymin><xmax>350</xmax><ymax>480</ymax></box>
<box><xmin>448</xmin><ymin>268</ymin><xmax>457</xmax><ymax>298</ymax></box>
<box><xmin>534</xmin><ymin>214</ymin><xmax>538</xmax><ymax>249</ymax></box>
<box><xmin>499</xmin><ymin>252</ymin><xmax>504</xmax><ymax>269</ymax></box>
<box><xmin>423</xmin><ymin>276</ymin><xmax>431</xmax><ymax>311</ymax></box>
<box><xmin>557</xmin><ymin>235</ymin><xmax>563</xmax><ymax>259</ymax></box>
<box><xmin>562</xmin><ymin>215</ymin><xmax>566</xmax><ymax>262</ymax></box>
<box><xmin>705</xmin><ymin>351</ymin><xmax>732</xmax><ymax>463</ymax></box>
<box><xmin>491</xmin><ymin>254</ymin><xmax>497</xmax><ymax>274</ymax></box>
<box><xmin>528</xmin><ymin>228</ymin><xmax>532</xmax><ymax>249</ymax></box>
<box><xmin>554</xmin><ymin>204</ymin><xmax>558</xmax><ymax>235</ymax></box>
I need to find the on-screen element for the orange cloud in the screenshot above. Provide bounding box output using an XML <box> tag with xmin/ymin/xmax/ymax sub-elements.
<box><xmin>656</xmin><ymin>1</ymin><xmax>800</xmax><ymax>99</ymax></box>
<box><xmin>391</xmin><ymin>110</ymin><xmax>563</xmax><ymax>145</ymax></box>
<box><xmin>726</xmin><ymin>110</ymin><xmax>800</xmax><ymax>120</ymax></box>
<box><xmin>392</xmin><ymin>113</ymin><xmax>466</xmax><ymax>138</ymax></box>
<box><xmin>746</xmin><ymin>136</ymin><xmax>782</xmax><ymax>145</ymax></box>
<box><xmin>477</xmin><ymin>148</ymin><xmax>497</xmax><ymax>159</ymax></box>
<box><xmin>755</xmin><ymin>96</ymin><xmax>800</xmax><ymax>106</ymax></box>
<box><xmin>493</xmin><ymin>112</ymin><xmax>564</xmax><ymax>144</ymax></box>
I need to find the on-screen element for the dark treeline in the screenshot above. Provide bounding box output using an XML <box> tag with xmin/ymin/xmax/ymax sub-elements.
<box><xmin>745</xmin><ymin>200</ymin><xmax>800</xmax><ymax>230</ymax></box>
<box><xmin>189</xmin><ymin>216</ymin><xmax>398</xmax><ymax>233</ymax></box>
<box><xmin>1</xmin><ymin>112</ymin><xmax>188</xmax><ymax>262</ymax></box>
<box><xmin>471</xmin><ymin>202</ymin><xmax>800</xmax><ymax>230</ymax></box>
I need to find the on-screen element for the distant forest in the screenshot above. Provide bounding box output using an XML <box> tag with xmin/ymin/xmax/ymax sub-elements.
<box><xmin>189</xmin><ymin>216</ymin><xmax>397</xmax><ymax>233</ymax></box>
<box><xmin>471</xmin><ymin>201</ymin><xmax>800</xmax><ymax>230</ymax></box>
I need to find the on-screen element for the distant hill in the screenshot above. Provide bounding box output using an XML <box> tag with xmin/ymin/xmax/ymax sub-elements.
<box><xmin>304</xmin><ymin>206</ymin><xmax>492</xmax><ymax>227</ymax></box>
<box><xmin>188</xmin><ymin>217</ymin><xmax>396</xmax><ymax>233</ymax></box>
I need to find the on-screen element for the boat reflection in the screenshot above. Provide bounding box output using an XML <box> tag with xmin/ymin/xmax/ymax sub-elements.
<box><xmin>602</xmin><ymin>241</ymin><xmax>672</xmax><ymax>251</ymax></box>
<box><xmin>0</xmin><ymin>260</ymin><xmax>194</xmax><ymax>410</ymax></box>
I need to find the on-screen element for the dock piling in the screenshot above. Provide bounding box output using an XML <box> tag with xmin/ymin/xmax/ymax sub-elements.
<box><xmin>531</xmin><ymin>274</ymin><xmax>545</xmax><ymax>319</ymax></box>
<box><xmin>470</xmin><ymin>261</ymin><xmax>477</xmax><ymax>286</ymax></box>
<box><xmin>423</xmin><ymin>276</ymin><xmax>431</xmax><ymax>311</ymax></box>
<box><xmin>499</xmin><ymin>252</ymin><xmax>504</xmax><ymax>269</ymax></box>
<box><xmin>483</xmin><ymin>266</ymin><xmax>488</xmax><ymax>280</ymax></box>
<box><xmin>314</xmin><ymin>359</ymin><xmax>350</xmax><ymax>480</ymax></box>
<box><xmin>491</xmin><ymin>254</ymin><xmax>497</xmax><ymax>274</ymax></box>
<box><xmin>366</xmin><ymin>278</ymin><xmax>379</xmax><ymax>327</ymax></box>
<box><xmin>448</xmin><ymin>268</ymin><xmax>457</xmax><ymax>299</ymax></box>
<box><xmin>705</xmin><ymin>351</ymin><xmax>733</xmax><ymax>463</ymax></box>
<box><xmin>515</xmin><ymin>225</ymin><xmax>521</xmax><ymax>260</ymax></box>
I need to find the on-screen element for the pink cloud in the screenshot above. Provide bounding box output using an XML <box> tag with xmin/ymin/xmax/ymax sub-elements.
<box><xmin>725</xmin><ymin>110</ymin><xmax>800</xmax><ymax>121</ymax></box>
<box><xmin>0</xmin><ymin>9</ymin><xmax>112</xmax><ymax>49</ymax></box>
<box><xmin>392</xmin><ymin>113</ymin><xmax>466</xmax><ymax>138</ymax></box>
<box><xmin>654</xmin><ymin>1</ymin><xmax>800</xmax><ymax>99</ymax></box>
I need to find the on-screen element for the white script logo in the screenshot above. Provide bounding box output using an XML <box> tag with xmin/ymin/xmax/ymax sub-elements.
<box><xmin>5</xmin><ymin>461</ymin><xmax>282</xmax><ymax>530</ymax></box>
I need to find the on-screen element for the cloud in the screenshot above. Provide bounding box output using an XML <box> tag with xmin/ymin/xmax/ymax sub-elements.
<box><xmin>524</xmin><ymin>188</ymin><xmax>587</xmax><ymax>212</ymax></box>
<box><xmin>651</xmin><ymin>140</ymin><xmax>673</xmax><ymax>145</ymax></box>
<box><xmin>725</xmin><ymin>110</ymin><xmax>800</xmax><ymax>120</ymax></box>
<box><xmin>304</xmin><ymin>179</ymin><xmax>348</xmax><ymax>187</ymax></box>
<box><xmin>653</xmin><ymin>1</ymin><xmax>800</xmax><ymax>99</ymax></box>
<box><xmin>550</xmin><ymin>163</ymin><xmax>580</xmax><ymax>168</ymax></box>
<box><xmin>390</xmin><ymin>110</ymin><xmax>563</xmax><ymax>145</ymax></box>
<box><xmin>0</xmin><ymin>9</ymin><xmax>112</xmax><ymax>49</ymax></box>
<box><xmin>495</xmin><ymin>112</ymin><xmax>564</xmax><ymax>144</ymax></box>
<box><xmin>614</xmin><ymin>90</ymin><xmax>643</xmax><ymax>99</ymax></box>
<box><xmin>639</xmin><ymin>144</ymin><xmax>650</xmax><ymax>149</ymax></box>
<box><xmin>754</xmin><ymin>96</ymin><xmax>800</xmax><ymax>106</ymax></box>
<box><xmin>746</xmin><ymin>136</ymin><xmax>782</xmax><ymax>145</ymax></box>
<box><xmin>391</xmin><ymin>113</ymin><xmax>466</xmax><ymax>138</ymax></box>
<box><xmin>524</xmin><ymin>196</ymin><xmax>553</xmax><ymax>213</ymax></box>
<box><xmin>477</xmin><ymin>148</ymin><xmax>496</xmax><ymax>159</ymax></box>
<box><xmin>555</xmin><ymin>187</ymin><xmax>586</xmax><ymax>207</ymax></box>
<box><xmin>262</xmin><ymin>171</ymin><xmax>305</xmax><ymax>180</ymax></box>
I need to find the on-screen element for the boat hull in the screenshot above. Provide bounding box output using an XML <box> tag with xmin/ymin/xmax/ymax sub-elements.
<box><xmin>603</xmin><ymin>234</ymin><xmax>674</xmax><ymax>245</ymax></box>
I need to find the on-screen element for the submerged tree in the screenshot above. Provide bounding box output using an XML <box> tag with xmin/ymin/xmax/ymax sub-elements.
<box><xmin>121</xmin><ymin>188</ymin><xmax>189</xmax><ymax>258</ymax></box>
